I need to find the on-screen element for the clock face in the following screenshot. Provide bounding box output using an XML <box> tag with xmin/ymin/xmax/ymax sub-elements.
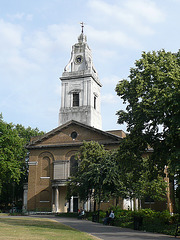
<box><xmin>75</xmin><ymin>55</ymin><xmax>83</xmax><ymax>64</ymax></box>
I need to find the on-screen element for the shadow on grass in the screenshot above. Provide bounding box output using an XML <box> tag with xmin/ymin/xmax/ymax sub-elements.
<box><xmin>0</xmin><ymin>217</ymin><xmax>79</xmax><ymax>232</ymax></box>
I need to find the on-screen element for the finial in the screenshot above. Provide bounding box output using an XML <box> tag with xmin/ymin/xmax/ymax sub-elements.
<box><xmin>80</xmin><ymin>22</ymin><xmax>84</xmax><ymax>34</ymax></box>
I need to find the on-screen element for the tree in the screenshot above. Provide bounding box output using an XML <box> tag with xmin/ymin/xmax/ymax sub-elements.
<box><xmin>67</xmin><ymin>141</ymin><xmax>122</xmax><ymax>211</ymax></box>
<box><xmin>0</xmin><ymin>114</ymin><xmax>44</xmax><ymax>209</ymax></box>
<box><xmin>0</xmin><ymin>114</ymin><xmax>24</xmax><ymax>187</ymax></box>
<box><xmin>116</xmin><ymin>136</ymin><xmax>166</xmax><ymax>210</ymax></box>
<box><xmin>67</xmin><ymin>140</ymin><xmax>166</xmax><ymax>212</ymax></box>
<box><xmin>15</xmin><ymin>124</ymin><xmax>44</xmax><ymax>182</ymax></box>
<box><xmin>135</xmin><ymin>158</ymin><xmax>167</xmax><ymax>208</ymax></box>
<box><xmin>116</xmin><ymin>50</ymin><xmax>180</xmax><ymax>211</ymax></box>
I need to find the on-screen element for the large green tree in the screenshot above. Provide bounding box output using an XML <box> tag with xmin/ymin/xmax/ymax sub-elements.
<box><xmin>67</xmin><ymin>140</ymin><xmax>166</xmax><ymax>212</ymax></box>
<box><xmin>67</xmin><ymin>141</ymin><xmax>123</xmax><ymax>211</ymax></box>
<box><xmin>0</xmin><ymin>115</ymin><xmax>44</xmax><ymax>209</ymax></box>
<box><xmin>116</xmin><ymin>50</ymin><xmax>180</xmax><ymax>211</ymax></box>
<box><xmin>116</xmin><ymin>136</ymin><xmax>167</xmax><ymax>209</ymax></box>
<box><xmin>0</xmin><ymin>115</ymin><xmax>24</xmax><ymax>186</ymax></box>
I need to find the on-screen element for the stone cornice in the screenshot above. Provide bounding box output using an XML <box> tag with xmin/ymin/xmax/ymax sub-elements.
<box><xmin>60</xmin><ymin>71</ymin><xmax>102</xmax><ymax>87</ymax></box>
<box><xmin>26</xmin><ymin>140</ymin><xmax>121</xmax><ymax>150</ymax></box>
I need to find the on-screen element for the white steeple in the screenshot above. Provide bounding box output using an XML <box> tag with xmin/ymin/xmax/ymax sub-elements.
<box><xmin>59</xmin><ymin>24</ymin><xmax>102</xmax><ymax>129</ymax></box>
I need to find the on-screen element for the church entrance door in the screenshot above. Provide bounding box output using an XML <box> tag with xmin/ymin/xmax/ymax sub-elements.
<box><xmin>73</xmin><ymin>197</ymin><xmax>78</xmax><ymax>212</ymax></box>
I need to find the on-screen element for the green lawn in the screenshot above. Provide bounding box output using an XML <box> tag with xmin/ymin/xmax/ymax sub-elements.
<box><xmin>0</xmin><ymin>217</ymin><xmax>97</xmax><ymax>240</ymax></box>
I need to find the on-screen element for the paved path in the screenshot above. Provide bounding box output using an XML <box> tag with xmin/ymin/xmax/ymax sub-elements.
<box><xmin>33</xmin><ymin>215</ymin><xmax>177</xmax><ymax>240</ymax></box>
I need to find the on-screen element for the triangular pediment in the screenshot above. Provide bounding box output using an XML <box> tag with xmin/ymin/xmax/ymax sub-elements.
<box><xmin>27</xmin><ymin>120</ymin><xmax>122</xmax><ymax>149</ymax></box>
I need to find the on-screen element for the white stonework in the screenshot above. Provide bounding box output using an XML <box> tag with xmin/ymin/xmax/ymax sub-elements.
<box><xmin>59</xmin><ymin>31</ymin><xmax>102</xmax><ymax>129</ymax></box>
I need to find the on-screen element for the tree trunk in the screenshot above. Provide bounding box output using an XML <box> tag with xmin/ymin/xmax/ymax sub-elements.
<box><xmin>169</xmin><ymin>175</ymin><xmax>176</xmax><ymax>213</ymax></box>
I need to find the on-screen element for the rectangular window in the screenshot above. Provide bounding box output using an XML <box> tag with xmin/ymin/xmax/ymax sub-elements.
<box><xmin>73</xmin><ymin>93</ymin><xmax>79</xmax><ymax>107</ymax></box>
<box><xmin>94</xmin><ymin>96</ymin><xmax>96</xmax><ymax>109</ymax></box>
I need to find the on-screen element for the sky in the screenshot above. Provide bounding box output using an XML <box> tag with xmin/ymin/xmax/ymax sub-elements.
<box><xmin>0</xmin><ymin>0</ymin><xmax>180</xmax><ymax>133</ymax></box>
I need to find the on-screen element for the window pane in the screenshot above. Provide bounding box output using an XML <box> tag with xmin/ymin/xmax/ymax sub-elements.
<box><xmin>70</xmin><ymin>155</ymin><xmax>78</xmax><ymax>176</ymax></box>
<box><xmin>94</xmin><ymin>96</ymin><xmax>96</xmax><ymax>109</ymax></box>
<box><xmin>73</xmin><ymin>93</ymin><xmax>79</xmax><ymax>107</ymax></box>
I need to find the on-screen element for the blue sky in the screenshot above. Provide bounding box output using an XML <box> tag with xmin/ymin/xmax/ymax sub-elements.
<box><xmin>0</xmin><ymin>0</ymin><xmax>180</xmax><ymax>133</ymax></box>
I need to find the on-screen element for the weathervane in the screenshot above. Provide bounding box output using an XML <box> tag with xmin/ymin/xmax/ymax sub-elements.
<box><xmin>80</xmin><ymin>22</ymin><xmax>85</xmax><ymax>33</ymax></box>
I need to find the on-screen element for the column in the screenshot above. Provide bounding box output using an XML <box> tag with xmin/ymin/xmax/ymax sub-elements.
<box><xmin>83</xmin><ymin>80</ymin><xmax>87</xmax><ymax>106</ymax></box>
<box><xmin>61</xmin><ymin>83</ymin><xmax>65</xmax><ymax>108</ymax></box>
<box><xmin>55</xmin><ymin>187</ymin><xmax>59</xmax><ymax>213</ymax></box>
<box><xmin>52</xmin><ymin>188</ymin><xmax>55</xmax><ymax>212</ymax></box>
<box><xmin>70</xmin><ymin>196</ymin><xmax>73</xmax><ymax>212</ymax></box>
<box><xmin>87</xmin><ymin>199</ymin><xmax>90</xmax><ymax>212</ymax></box>
<box><xmin>64</xmin><ymin>83</ymin><xmax>68</xmax><ymax>107</ymax></box>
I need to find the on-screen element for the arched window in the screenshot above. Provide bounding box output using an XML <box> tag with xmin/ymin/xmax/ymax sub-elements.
<box><xmin>41</xmin><ymin>157</ymin><xmax>50</xmax><ymax>177</ymax></box>
<box><xmin>70</xmin><ymin>155</ymin><xmax>78</xmax><ymax>176</ymax></box>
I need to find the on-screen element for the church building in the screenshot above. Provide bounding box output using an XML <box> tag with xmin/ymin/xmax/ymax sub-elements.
<box><xmin>25</xmin><ymin>26</ymin><xmax>171</xmax><ymax>213</ymax></box>
<box><xmin>26</xmin><ymin>27</ymin><xmax>126</xmax><ymax>213</ymax></box>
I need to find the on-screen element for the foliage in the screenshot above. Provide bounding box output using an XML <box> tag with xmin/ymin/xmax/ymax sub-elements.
<box><xmin>67</xmin><ymin>140</ymin><xmax>166</xmax><ymax>210</ymax></box>
<box><xmin>115</xmin><ymin>136</ymin><xmax>143</xmax><ymax>200</ymax></box>
<box><xmin>0</xmin><ymin>114</ymin><xmax>44</xmax><ymax>209</ymax></box>
<box><xmin>98</xmin><ymin>206</ymin><xmax>179</xmax><ymax>236</ymax></box>
<box><xmin>116</xmin><ymin>50</ymin><xmax>180</xmax><ymax>211</ymax></box>
<box><xmin>67</xmin><ymin>141</ymin><xmax>123</xmax><ymax>210</ymax></box>
<box><xmin>0</xmin><ymin>114</ymin><xmax>24</xmax><ymax>188</ymax></box>
<box><xmin>136</xmin><ymin>158</ymin><xmax>167</xmax><ymax>202</ymax></box>
<box><xmin>116</xmin><ymin>136</ymin><xmax>167</xmax><ymax>204</ymax></box>
<box><xmin>116</xmin><ymin>50</ymin><xmax>179</xmax><ymax>171</ymax></box>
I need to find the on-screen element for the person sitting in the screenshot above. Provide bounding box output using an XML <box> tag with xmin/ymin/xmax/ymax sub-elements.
<box><xmin>78</xmin><ymin>208</ymin><xmax>85</xmax><ymax>219</ymax></box>
<box><xmin>108</xmin><ymin>210</ymin><xmax>115</xmax><ymax>225</ymax></box>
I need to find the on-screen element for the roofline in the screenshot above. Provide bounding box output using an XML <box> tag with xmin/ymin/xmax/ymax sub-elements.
<box><xmin>26</xmin><ymin>140</ymin><xmax>121</xmax><ymax>150</ymax></box>
<box><xmin>26</xmin><ymin>120</ymin><xmax>122</xmax><ymax>147</ymax></box>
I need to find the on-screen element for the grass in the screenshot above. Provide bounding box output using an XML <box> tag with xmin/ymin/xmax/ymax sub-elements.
<box><xmin>0</xmin><ymin>217</ymin><xmax>97</xmax><ymax>240</ymax></box>
<box><xmin>0</xmin><ymin>213</ymin><xmax>9</xmax><ymax>216</ymax></box>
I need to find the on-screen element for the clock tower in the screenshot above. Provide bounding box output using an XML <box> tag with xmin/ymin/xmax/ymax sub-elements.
<box><xmin>59</xmin><ymin>26</ymin><xmax>102</xmax><ymax>129</ymax></box>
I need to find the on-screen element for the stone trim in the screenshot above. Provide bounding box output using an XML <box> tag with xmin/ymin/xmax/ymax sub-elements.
<box><xmin>53</xmin><ymin>160</ymin><xmax>69</xmax><ymax>165</ymax></box>
<box><xmin>28</xmin><ymin>161</ymin><xmax>38</xmax><ymax>166</ymax></box>
<box><xmin>51</xmin><ymin>179</ymin><xmax>67</xmax><ymax>187</ymax></box>
<box><xmin>27</xmin><ymin>141</ymin><xmax>121</xmax><ymax>149</ymax></box>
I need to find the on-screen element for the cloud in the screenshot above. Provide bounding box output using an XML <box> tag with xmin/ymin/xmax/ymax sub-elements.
<box><xmin>0</xmin><ymin>19</ymin><xmax>80</xmax><ymax>78</ymax></box>
<box><xmin>102</xmin><ymin>75</ymin><xmax>120</xmax><ymax>85</ymax></box>
<box><xmin>124</xmin><ymin>0</ymin><xmax>165</xmax><ymax>23</ymax></box>
<box><xmin>24</xmin><ymin>24</ymin><xmax>79</xmax><ymax>64</ymax></box>
<box><xmin>7</xmin><ymin>13</ymin><xmax>33</xmax><ymax>21</ymax></box>
<box><xmin>0</xmin><ymin>19</ymin><xmax>22</xmax><ymax>49</ymax></box>
<box><xmin>101</xmin><ymin>93</ymin><xmax>119</xmax><ymax>104</ymax></box>
<box><xmin>47</xmin><ymin>24</ymin><xmax>78</xmax><ymax>50</ymax></box>
<box><xmin>87</xmin><ymin>25</ymin><xmax>141</xmax><ymax>49</ymax></box>
<box><xmin>88</xmin><ymin>0</ymin><xmax>165</xmax><ymax>36</ymax></box>
<box><xmin>0</xmin><ymin>19</ymin><xmax>40</xmax><ymax>77</ymax></box>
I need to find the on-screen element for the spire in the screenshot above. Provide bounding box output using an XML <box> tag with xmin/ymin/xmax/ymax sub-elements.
<box><xmin>80</xmin><ymin>22</ymin><xmax>84</xmax><ymax>33</ymax></box>
<box><xmin>78</xmin><ymin>22</ymin><xmax>87</xmax><ymax>43</ymax></box>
